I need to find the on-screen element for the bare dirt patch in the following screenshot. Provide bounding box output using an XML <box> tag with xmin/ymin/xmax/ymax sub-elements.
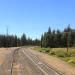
<box><xmin>0</xmin><ymin>47</ymin><xmax>18</xmax><ymax>65</ymax></box>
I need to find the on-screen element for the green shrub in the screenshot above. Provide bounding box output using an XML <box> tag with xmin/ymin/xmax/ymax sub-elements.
<box><xmin>50</xmin><ymin>51</ymin><xmax>56</xmax><ymax>55</ymax></box>
<box><xmin>68</xmin><ymin>59</ymin><xmax>75</xmax><ymax>64</ymax></box>
<box><xmin>63</xmin><ymin>58</ymin><xmax>70</xmax><ymax>62</ymax></box>
<box><xmin>65</xmin><ymin>53</ymin><xmax>71</xmax><ymax>57</ymax></box>
<box><xmin>39</xmin><ymin>50</ymin><xmax>42</xmax><ymax>52</ymax></box>
<box><xmin>56</xmin><ymin>52</ymin><xmax>72</xmax><ymax>58</ymax></box>
<box><xmin>55</xmin><ymin>51</ymin><xmax>65</xmax><ymax>57</ymax></box>
<box><xmin>57</xmin><ymin>53</ymin><xmax>65</xmax><ymax>57</ymax></box>
<box><xmin>39</xmin><ymin>49</ymin><xmax>45</xmax><ymax>53</ymax></box>
<box><xmin>70</xmin><ymin>52</ymin><xmax>75</xmax><ymax>57</ymax></box>
<box><xmin>45</xmin><ymin>49</ymin><xmax>50</xmax><ymax>53</ymax></box>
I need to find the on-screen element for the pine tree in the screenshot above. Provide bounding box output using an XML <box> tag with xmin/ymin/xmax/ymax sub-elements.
<box><xmin>21</xmin><ymin>33</ymin><xmax>27</xmax><ymax>46</ymax></box>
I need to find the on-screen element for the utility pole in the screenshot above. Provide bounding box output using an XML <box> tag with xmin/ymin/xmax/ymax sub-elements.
<box><xmin>6</xmin><ymin>25</ymin><xmax>9</xmax><ymax>47</ymax></box>
<box><xmin>6</xmin><ymin>25</ymin><xmax>8</xmax><ymax>36</ymax></box>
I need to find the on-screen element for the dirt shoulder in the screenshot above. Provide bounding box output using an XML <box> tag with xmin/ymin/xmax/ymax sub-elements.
<box><xmin>30</xmin><ymin>47</ymin><xmax>75</xmax><ymax>75</ymax></box>
<box><xmin>0</xmin><ymin>47</ymin><xmax>17</xmax><ymax>65</ymax></box>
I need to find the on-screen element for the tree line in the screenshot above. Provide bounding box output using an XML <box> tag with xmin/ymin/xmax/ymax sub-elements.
<box><xmin>0</xmin><ymin>33</ymin><xmax>40</xmax><ymax>47</ymax></box>
<box><xmin>41</xmin><ymin>25</ymin><xmax>75</xmax><ymax>48</ymax></box>
<box><xmin>0</xmin><ymin>25</ymin><xmax>75</xmax><ymax>48</ymax></box>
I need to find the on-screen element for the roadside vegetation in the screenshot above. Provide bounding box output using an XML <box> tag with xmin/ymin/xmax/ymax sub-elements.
<box><xmin>32</xmin><ymin>25</ymin><xmax>75</xmax><ymax>67</ymax></box>
<box><xmin>33</xmin><ymin>47</ymin><xmax>75</xmax><ymax>67</ymax></box>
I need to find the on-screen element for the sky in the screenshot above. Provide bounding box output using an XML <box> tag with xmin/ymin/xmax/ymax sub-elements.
<box><xmin>0</xmin><ymin>0</ymin><xmax>75</xmax><ymax>39</ymax></box>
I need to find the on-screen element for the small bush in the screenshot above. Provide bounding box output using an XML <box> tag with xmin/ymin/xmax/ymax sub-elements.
<box><xmin>50</xmin><ymin>51</ymin><xmax>56</xmax><ymax>55</ymax></box>
<box><xmin>68</xmin><ymin>59</ymin><xmax>75</xmax><ymax>64</ymax></box>
<box><xmin>56</xmin><ymin>52</ymin><xmax>72</xmax><ymax>58</ymax></box>
<box><xmin>57</xmin><ymin>53</ymin><xmax>65</xmax><ymax>57</ymax></box>
<box><xmin>70</xmin><ymin>52</ymin><xmax>75</xmax><ymax>57</ymax></box>
<box><xmin>39</xmin><ymin>49</ymin><xmax>45</xmax><ymax>53</ymax></box>
<box><xmin>63</xmin><ymin>58</ymin><xmax>70</xmax><ymax>62</ymax></box>
<box><xmin>55</xmin><ymin>51</ymin><xmax>65</xmax><ymax>57</ymax></box>
<box><xmin>39</xmin><ymin>50</ymin><xmax>42</xmax><ymax>52</ymax></box>
<box><xmin>45</xmin><ymin>49</ymin><xmax>50</xmax><ymax>53</ymax></box>
<box><xmin>65</xmin><ymin>53</ymin><xmax>71</xmax><ymax>57</ymax></box>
